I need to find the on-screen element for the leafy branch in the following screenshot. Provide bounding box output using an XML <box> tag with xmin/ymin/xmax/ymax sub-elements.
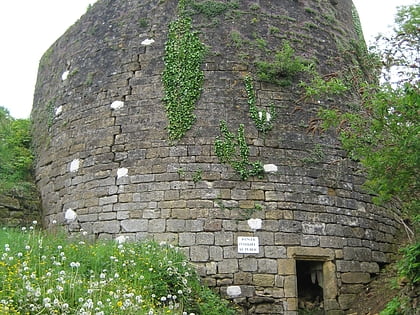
<box><xmin>214</xmin><ymin>121</ymin><xmax>264</xmax><ymax>180</ymax></box>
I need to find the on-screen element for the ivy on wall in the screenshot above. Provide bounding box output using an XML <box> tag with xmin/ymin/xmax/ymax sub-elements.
<box><xmin>214</xmin><ymin>121</ymin><xmax>264</xmax><ymax>180</ymax></box>
<box><xmin>244</xmin><ymin>75</ymin><xmax>276</xmax><ymax>134</ymax></box>
<box><xmin>162</xmin><ymin>4</ymin><xmax>206</xmax><ymax>141</ymax></box>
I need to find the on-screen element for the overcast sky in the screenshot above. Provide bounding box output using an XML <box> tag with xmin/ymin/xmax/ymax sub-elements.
<box><xmin>0</xmin><ymin>0</ymin><xmax>418</xmax><ymax>119</ymax></box>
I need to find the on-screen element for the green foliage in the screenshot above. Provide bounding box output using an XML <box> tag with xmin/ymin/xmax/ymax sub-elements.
<box><xmin>0</xmin><ymin>226</ymin><xmax>237</xmax><ymax>314</ymax></box>
<box><xmin>299</xmin><ymin>69</ymin><xmax>348</xmax><ymax>100</ymax></box>
<box><xmin>243</xmin><ymin>75</ymin><xmax>276</xmax><ymax>133</ymax></box>
<box><xmin>214</xmin><ymin>121</ymin><xmax>264</xmax><ymax>180</ymax></box>
<box><xmin>187</xmin><ymin>0</ymin><xmax>239</xmax><ymax>18</ymax></box>
<box><xmin>138</xmin><ymin>17</ymin><xmax>149</xmax><ymax>28</ymax></box>
<box><xmin>351</xmin><ymin>4</ymin><xmax>365</xmax><ymax>45</ymax></box>
<box><xmin>320</xmin><ymin>83</ymin><xmax>419</xmax><ymax>211</ymax></box>
<box><xmin>380</xmin><ymin>297</ymin><xmax>403</xmax><ymax>315</ymax></box>
<box><xmin>255</xmin><ymin>41</ymin><xmax>310</xmax><ymax>86</ymax></box>
<box><xmin>398</xmin><ymin>242</ymin><xmax>420</xmax><ymax>285</ymax></box>
<box><xmin>318</xmin><ymin>5</ymin><xmax>420</xmax><ymax>224</ymax></box>
<box><xmin>301</xmin><ymin>143</ymin><xmax>325</xmax><ymax>164</ymax></box>
<box><xmin>0</xmin><ymin>107</ymin><xmax>34</xmax><ymax>195</ymax></box>
<box><xmin>192</xmin><ymin>169</ymin><xmax>202</xmax><ymax>183</ymax></box>
<box><xmin>162</xmin><ymin>10</ymin><xmax>206</xmax><ymax>141</ymax></box>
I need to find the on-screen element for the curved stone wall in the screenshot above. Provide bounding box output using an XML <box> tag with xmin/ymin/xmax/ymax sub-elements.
<box><xmin>32</xmin><ymin>0</ymin><xmax>400</xmax><ymax>313</ymax></box>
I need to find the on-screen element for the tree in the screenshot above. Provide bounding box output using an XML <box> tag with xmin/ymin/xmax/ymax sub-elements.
<box><xmin>0</xmin><ymin>106</ymin><xmax>34</xmax><ymax>195</ymax></box>
<box><xmin>320</xmin><ymin>4</ymin><xmax>419</xmax><ymax>229</ymax></box>
<box><xmin>319</xmin><ymin>5</ymin><xmax>419</xmax><ymax>313</ymax></box>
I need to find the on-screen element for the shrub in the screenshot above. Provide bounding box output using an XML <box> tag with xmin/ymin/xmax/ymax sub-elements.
<box><xmin>0</xmin><ymin>225</ymin><xmax>237</xmax><ymax>314</ymax></box>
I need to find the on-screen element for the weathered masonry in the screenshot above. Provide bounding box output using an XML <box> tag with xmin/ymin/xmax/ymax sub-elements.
<box><xmin>31</xmin><ymin>0</ymin><xmax>400</xmax><ymax>314</ymax></box>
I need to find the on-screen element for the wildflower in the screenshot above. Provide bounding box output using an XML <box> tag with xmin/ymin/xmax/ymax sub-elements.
<box><xmin>116</xmin><ymin>301</ymin><xmax>123</xmax><ymax>307</ymax></box>
<box><xmin>52</xmin><ymin>219</ymin><xmax>57</xmax><ymax>224</ymax></box>
<box><xmin>70</xmin><ymin>261</ymin><xmax>80</xmax><ymax>268</ymax></box>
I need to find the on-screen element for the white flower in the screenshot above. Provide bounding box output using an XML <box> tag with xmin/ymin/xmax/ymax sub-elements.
<box><xmin>115</xmin><ymin>235</ymin><xmax>126</xmax><ymax>244</ymax></box>
<box><xmin>32</xmin><ymin>220</ymin><xmax>38</xmax><ymax>225</ymax></box>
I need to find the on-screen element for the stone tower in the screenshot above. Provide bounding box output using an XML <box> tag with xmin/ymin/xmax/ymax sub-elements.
<box><xmin>31</xmin><ymin>0</ymin><xmax>399</xmax><ymax>313</ymax></box>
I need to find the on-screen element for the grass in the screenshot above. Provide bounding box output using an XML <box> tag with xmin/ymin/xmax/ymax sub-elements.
<box><xmin>0</xmin><ymin>223</ymin><xmax>237</xmax><ymax>315</ymax></box>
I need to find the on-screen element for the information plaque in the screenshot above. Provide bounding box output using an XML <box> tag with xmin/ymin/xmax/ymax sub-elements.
<box><xmin>237</xmin><ymin>236</ymin><xmax>259</xmax><ymax>254</ymax></box>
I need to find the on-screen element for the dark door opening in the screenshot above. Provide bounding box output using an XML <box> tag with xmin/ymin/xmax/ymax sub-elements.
<box><xmin>296</xmin><ymin>260</ymin><xmax>324</xmax><ymax>313</ymax></box>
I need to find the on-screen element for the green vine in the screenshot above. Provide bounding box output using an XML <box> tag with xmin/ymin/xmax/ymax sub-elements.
<box><xmin>244</xmin><ymin>75</ymin><xmax>276</xmax><ymax>133</ymax></box>
<box><xmin>214</xmin><ymin>121</ymin><xmax>264</xmax><ymax>180</ymax></box>
<box><xmin>162</xmin><ymin>5</ymin><xmax>206</xmax><ymax>141</ymax></box>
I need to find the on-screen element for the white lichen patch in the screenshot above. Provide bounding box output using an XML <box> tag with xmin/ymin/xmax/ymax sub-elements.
<box><xmin>141</xmin><ymin>38</ymin><xmax>155</xmax><ymax>46</ymax></box>
<box><xmin>61</xmin><ymin>70</ymin><xmax>70</xmax><ymax>81</ymax></box>
<box><xmin>226</xmin><ymin>286</ymin><xmax>242</xmax><ymax>297</ymax></box>
<box><xmin>69</xmin><ymin>159</ymin><xmax>80</xmax><ymax>172</ymax></box>
<box><xmin>258</xmin><ymin>111</ymin><xmax>271</xmax><ymax>121</ymax></box>
<box><xmin>247</xmin><ymin>218</ymin><xmax>262</xmax><ymax>230</ymax></box>
<box><xmin>117</xmin><ymin>168</ymin><xmax>128</xmax><ymax>178</ymax></box>
<box><xmin>263</xmin><ymin>164</ymin><xmax>278</xmax><ymax>173</ymax></box>
<box><xmin>64</xmin><ymin>208</ymin><xmax>77</xmax><ymax>222</ymax></box>
<box><xmin>111</xmin><ymin>100</ymin><xmax>124</xmax><ymax>110</ymax></box>
<box><xmin>55</xmin><ymin>106</ymin><xmax>63</xmax><ymax>116</ymax></box>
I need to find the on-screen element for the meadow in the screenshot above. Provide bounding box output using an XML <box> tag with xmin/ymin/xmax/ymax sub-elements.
<box><xmin>0</xmin><ymin>222</ymin><xmax>237</xmax><ymax>315</ymax></box>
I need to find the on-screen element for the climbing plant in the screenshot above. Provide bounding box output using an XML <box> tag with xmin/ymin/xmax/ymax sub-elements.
<box><xmin>244</xmin><ymin>75</ymin><xmax>276</xmax><ymax>133</ymax></box>
<box><xmin>162</xmin><ymin>3</ymin><xmax>206</xmax><ymax>141</ymax></box>
<box><xmin>214</xmin><ymin>121</ymin><xmax>264</xmax><ymax>180</ymax></box>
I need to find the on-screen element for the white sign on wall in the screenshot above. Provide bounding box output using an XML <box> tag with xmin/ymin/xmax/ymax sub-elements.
<box><xmin>237</xmin><ymin>236</ymin><xmax>259</xmax><ymax>254</ymax></box>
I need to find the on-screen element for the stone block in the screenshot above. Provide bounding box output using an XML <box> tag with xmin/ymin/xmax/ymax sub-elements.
<box><xmin>196</xmin><ymin>232</ymin><xmax>215</xmax><ymax>245</ymax></box>
<box><xmin>210</xmin><ymin>246</ymin><xmax>223</xmax><ymax>261</ymax></box>
<box><xmin>338</xmin><ymin>294</ymin><xmax>357</xmax><ymax>310</ymax></box>
<box><xmin>275</xmin><ymin>233</ymin><xmax>300</xmax><ymax>245</ymax></box>
<box><xmin>121</xmin><ymin>219</ymin><xmax>148</xmax><ymax>232</ymax></box>
<box><xmin>166</xmin><ymin>219</ymin><xmax>185</xmax><ymax>232</ymax></box>
<box><xmin>153</xmin><ymin>233</ymin><xmax>178</xmax><ymax>245</ymax></box>
<box><xmin>302</xmin><ymin>222</ymin><xmax>326</xmax><ymax>235</ymax></box>
<box><xmin>341</xmin><ymin>272</ymin><xmax>370</xmax><ymax>284</ymax></box>
<box><xmin>361</xmin><ymin>262</ymin><xmax>379</xmax><ymax>273</ymax></box>
<box><xmin>343</xmin><ymin>247</ymin><xmax>372</xmax><ymax>261</ymax></box>
<box><xmin>253</xmin><ymin>274</ymin><xmax>275</xmax><ymax>287</ymax></box>
<box><xmin>253</xmin><ymin>301</ymin><xmax>282</xmax><ymax>314</ymax></box>
<box><xmin>98</xmin><ymin>195</ymin><xmax>118</xmax><ymax>205</ymax></box>
<box><xmin>218</xmin><ymin>259</ymin><xmax>239</xmax><ymax>274</ymax></box>
<box><xmin>234</xmin><ymin>272</ymin><xmax>253</xmax><ymax>284</ymax></box>
<box><xmin>301</xmin><ymin>235</ymin><xmax>320</xmax><ymax>247</ymax></box>
<box><xmin>178</xmin><ymin>233</ymin><xmax>195</xmax><ymax>246</ymax></box>
<box><xmin>215</xmin><ymin>232</ymin><xmax>234</xmax><ymax>246</ymax></box>
<box><xmin>277</xmin><ymin>259</ymin><xmax>295</xmax><ymax>275</ymax></box>
<box><xmin>320</xmin><ymin>236</ymin><xmax>347</xmax><ymax>248</ymax></box>
<box><xmin>148</xmin><ymin>219</ymin><xmax>165</xmax><ymax>232</ymax></box>
<box><xmin>279</xmin><ymin>220</ymin><xmax>302</xmax><ymax>233</ymax></box>
<box><xmin>264</xmin><ymin>246</ymin><xmax>287</xmax><ymax>258</ymax></box>
<box><xmin>185</xmin><ymin>219</ymin><xmax>204</xmax><ymax>232</ymax></box>
<box><xmin>287</xmin><ymin>247</ymin><xmax>335</xmax><ymax>260</ymax></box>
<box><xmin>93</xmin><ymin>221</ymin><xmax>120</xmax><ymax>234</ymax></box>
<box><xmin>190</xmin><ymin>246</ymin><xmax>209</xmax><ymax>262</ymax></box>
<box><xmin>258</xmin><ymin>259</ymin><xmax>278</xmax><ymax>274</ymax></box>
<box><xmin>239</xmin><ymin>258</ymin><xmax>258</xmax><ymax>272</ymax></box>
<box><xmin>284</xmin><ymin>276</ymin><xmax>297</xmax><ymax>297</ymax></box>
<box><xmin>204</xmin><ymin>219</ymin><xmax>222</xmax><ymax>231</ymax></box>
